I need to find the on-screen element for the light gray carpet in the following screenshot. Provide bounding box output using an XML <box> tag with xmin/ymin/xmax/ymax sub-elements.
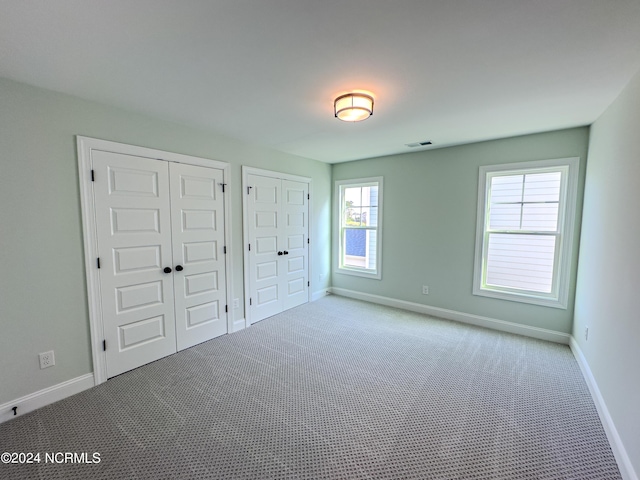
<box><xmin>0</xmin><ymin>295</ymin><xmax>620</xmax><ymax>479</ymax></box>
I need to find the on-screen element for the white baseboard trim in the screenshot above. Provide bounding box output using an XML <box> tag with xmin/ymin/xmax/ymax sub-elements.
<box><xmin>329</xmin><ymin>287</ymin><xmax>571</xmax><ymax>344</ymax></box>
<box><xmin>0</xmin><ymin>373</ymin><xmax>95</xmax><ymax>424</ymax></box>
<box><xmin>232</xmin><ymin>318</ymin><xmax>246</xmax><ymax>333</ymax></box>
<box><xmin>570</xmin><ymin>337</ymin><xmax>637</xmax><ymax>480</ymax></box>
<box><xmin>312</xmin><ymin>289</ymin><xmax>330</xmax><ymax>302</ymax></box>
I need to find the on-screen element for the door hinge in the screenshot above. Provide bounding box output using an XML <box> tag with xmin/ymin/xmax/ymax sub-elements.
<box><xmin>250</xmin><ymin>298</ymin><xmax>252</xmax><ymax>305</ymax></box>
<box><xmin>307</xmin><ymin>193</ymin><xmax>309</xmax><ymax>200</ymax></box>
<box><xmin>102</xmin><ymin>340</ymin><xmax>106</xmax><ymax>351</ymax></box>
<box><xmin>91</xmin><ymin>170</ymin><xmax>95</xmax><ymax>181</ymax></box>
<box><xmin>307</xmin><ymin>238</ymin><xmax>309</xmax><ymax>244</ymax></box>
<box><xmin>219</xmin><ymin>183</ymin><xmax>227</xmax><ymax>193</ymax></box>
<box><xmin>225</xmin><ymin>305</ymin><xmax>228</xmax><ymax>313</ymax></box>
<box><xmin>97</xmin><ymin>257</ymin><xmax>101</xmax><ymax>269</ymax></box>
<box><xmin>307</xmin><ymin>281</ymin><xmax>310</xmax><ymax>287</ymax></box>
<box><xmin>248</xmin><ymin>243</ymin><xmax>251</xmax><ymax>251</ymax></box>
<box><xmin>224</xmin><ymin>246</ymin><xmax>227</xmax><ymax>254</ymax></box>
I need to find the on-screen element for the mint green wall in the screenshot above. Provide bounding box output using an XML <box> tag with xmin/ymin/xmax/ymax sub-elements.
<box><xmin>0</xmin><ymin>77</ymin><xmax>331</xmax><ymax>404</ymax></box>
<box><xmin>573</xmin><ymin>68</ymin><xmax>640</xmax><ymax>475</ymax></box>
<box><xmin>332</xmin><ymin>128</ymin><xmax>589</xmax><ymax>333</ymax></box>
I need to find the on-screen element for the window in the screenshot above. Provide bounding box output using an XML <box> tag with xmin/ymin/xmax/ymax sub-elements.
<box><xmin>473</xmin><ymin>158</ymin><xmax>579</xmax><ymax>308</ymax></box>
<box><xmin>336</xmin><ymin>177</ymin><xmax>383</xmax><ymax>279</ymax></box>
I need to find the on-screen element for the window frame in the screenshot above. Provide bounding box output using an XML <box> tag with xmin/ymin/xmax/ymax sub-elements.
<box><xmin>472</xmin><ymin>157</ymin><xmax>579</xmax><ymax>309</ymax></box>
<box><xmin>335</xmin><ymin>177</ymin><xmax>384</xmax><ymax>279</ymax></box>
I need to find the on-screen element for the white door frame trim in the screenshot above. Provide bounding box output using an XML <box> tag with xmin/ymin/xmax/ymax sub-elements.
<box><xmin>241</xmin><ymin>166</ymin><xmax>312</xmax><ymax>326</ymax></box>
<box><xmin>77</xmin><ymin>136</ymin><xmax>233</xmax><ymax>385</ymax></box>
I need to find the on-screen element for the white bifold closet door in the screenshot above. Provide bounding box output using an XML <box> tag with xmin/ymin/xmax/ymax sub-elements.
<box><xmin>92</xmin><ymin>151</ymin><xmax>227</xmax><ymax>378</ymax></box>
<box><xmin>247</xmin><ymin>174</ymin><xmax>309</xmax><ymax>324</ymax></box>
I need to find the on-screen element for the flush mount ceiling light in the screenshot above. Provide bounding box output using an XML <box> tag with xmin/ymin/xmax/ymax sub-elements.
<box><xmin>334</xmin><ymin>93</ymin><xmax>374</xmax><ymax>122</ymax></box>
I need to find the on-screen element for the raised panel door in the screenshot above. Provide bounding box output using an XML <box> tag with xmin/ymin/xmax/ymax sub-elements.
<box><xmin>92</xmin><ymin>151</ymin><xmax>177</xmax><ymax>378</ymax></box>
<box><xmin>170</xmin><ymin>163</ymin><xmax>227</xmax><ymax>350</ymax></box>
<box><xmin>282</xmin><ymin>180</ymin><xmax>309</xmax><ymax>310</ymax></box>
<box><xmin>247</xmin><ymin>174</ymin><xmax>282</xmax><ymax>323</ymax></box>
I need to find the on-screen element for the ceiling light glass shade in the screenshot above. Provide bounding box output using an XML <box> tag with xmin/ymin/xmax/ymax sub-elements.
<box><xmin>334</xmin><ymin>93</ymin><xmax>374</xmax><ymax>122</ymax></box>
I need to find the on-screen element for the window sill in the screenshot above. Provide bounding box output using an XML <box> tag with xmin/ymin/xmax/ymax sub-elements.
<box><xmin>336</xmin><ymin>267</ymin><xmax>381</xmax><ymax>280</ymax></box>
<box><xmin>473</xmin><ymin>286</ymin><xmax>567</xmax><ymax>309</ymax></box>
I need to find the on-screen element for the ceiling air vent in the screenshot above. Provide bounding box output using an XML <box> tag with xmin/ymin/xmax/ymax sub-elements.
<box><xmin>406</xmin><ymin>141</ymin><xmax>433</xmax><ymax>148</ymax></box>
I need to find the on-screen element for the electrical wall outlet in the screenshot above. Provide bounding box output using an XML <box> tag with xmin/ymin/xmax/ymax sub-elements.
<box><xmin>422</xmin><ymin>285</ymin><xmax>429</xmax><ymax>295</ymax></box>
<box><xmin>39</xmin><ymin>351</ymin><xmax>55</xmax><ymax>369</ymax></box>
<box><xmin>585</xmin><ymin>327</ymin><xmax>589</xmax><ymax>341</ymax></box>
<box><xmin>233</xmin><ymin>298</ymin><xmax>239</xmax><ymax>309</ymax></box>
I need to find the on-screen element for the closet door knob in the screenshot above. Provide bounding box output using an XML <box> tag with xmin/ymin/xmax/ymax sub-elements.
<box><xmin>277</xmin><ymin>251</ymin><xmax>283</xmax><ymax>256</ymax></box>
<box><xmin>175</xmin><ymin>265</ymin><xmax>183</xmax><ymax>272</ymax></box>
<box><xmin>283</xmin><ymin>250</ymin><xmax>289</xmax><ymax>255</ymax></box>
<box><xmin>163</xmin><ymin>267</ymin><xmax>172</xmax><ymax>274</ymax></box>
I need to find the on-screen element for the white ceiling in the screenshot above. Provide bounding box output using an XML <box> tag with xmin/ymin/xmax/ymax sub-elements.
<box><xmin>2</xmin><ymin>1</ymin><xmax>640</xmax><ymax>163</ymax></box>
